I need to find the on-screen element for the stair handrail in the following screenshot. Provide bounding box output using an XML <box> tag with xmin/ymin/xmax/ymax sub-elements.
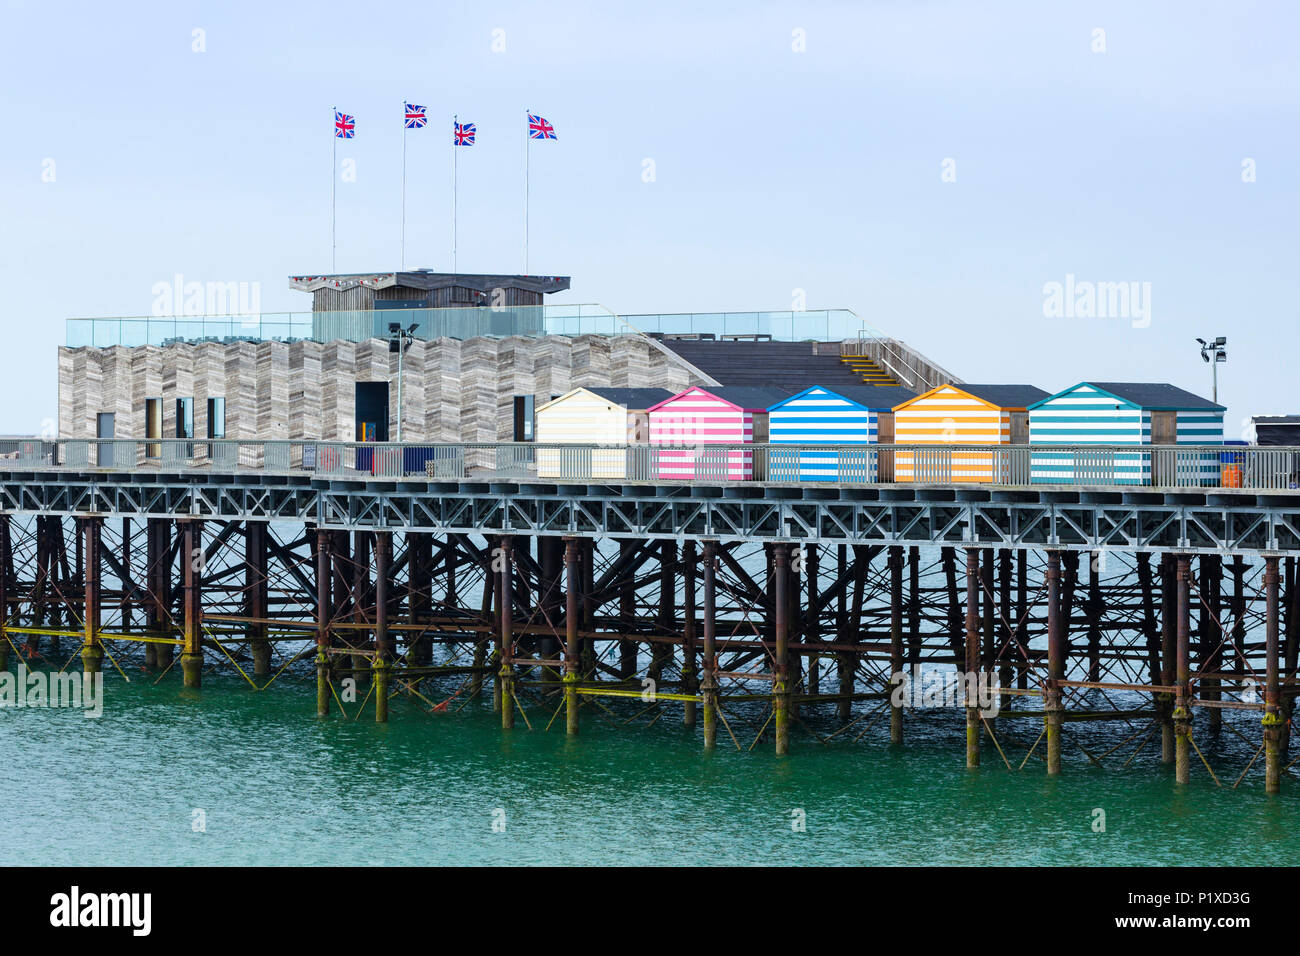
<box><xmin>608</xmin><ymin>307</ymin><xmax>722</xmax><ymax>387</ymax></box>
<box><xmin>847</xmin><ymin>312</ymin><xmax>959</xmax><ymax>391</ymax></box>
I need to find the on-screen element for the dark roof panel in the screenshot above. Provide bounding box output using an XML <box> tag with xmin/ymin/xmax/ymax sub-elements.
<box><xmin>780</xmin><ymin>385</ymin><xmax>918</xmax><ymax>409</ymax></box>
<box><xmin>584</xmin><ymin>387</ymin><xmax>674</xmax><ymax>409</ymax></box>
<box><xmin>958</xmin><ymin>384</ymin><xmax>1051</xmax><ymax>408</ymax></box>
<box><xmin>1087</xmin><ymin>382</ymin><xmax>1225</xmax><ymax>411</ymax></box>
<box><xmin>700</xmin><ymin>386</ymin><xmax>796</xmax><ymax>410</ymax></box>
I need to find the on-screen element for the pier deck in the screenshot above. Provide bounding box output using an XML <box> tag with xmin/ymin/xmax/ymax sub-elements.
<box><xmin>2</xmin><ymin>439</ymin><xmax>1298</xmax><ymax>793</ymax></box>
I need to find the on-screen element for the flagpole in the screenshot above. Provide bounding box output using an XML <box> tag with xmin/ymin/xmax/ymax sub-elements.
<box><xmin>401</xmin><ymin>100</ymin><xmax>408</xmax><ymax>271</ymax></box>
<box><xmin>331</xmin><ymin>105</ymin><xmax>337</xmax><ymax>273</ymax></box>
<box><xmin>524</xmin><ymin>109</ymin><xmax>530</xmax><ymax>275</ymax></box>
<box><xmin>453</xmin><ymin>114</ymin><xmax>458</xmax><ymax>274</ymax></box>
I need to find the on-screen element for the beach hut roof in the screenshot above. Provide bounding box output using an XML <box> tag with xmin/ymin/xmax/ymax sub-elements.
<box><xmin>896</xmin><ymin>383</ymin><xmax>1049</xmax><ymax>411</ymax></box>
<box><xmin>583</xmin><ymin>387</ymin><xmax>675</xmax><ymax>409</ymax></box>
<box><xmin>1035</xmin><ymin>382</ymin><xmax>1225</xmax><ymax>412</ymax></box>
<box><xmin>649</xmin><ymin>386</ymin><xmax>793</xmax><ymax>413</ymax></box>
<box><xmin>958</xmin><ymin>384</ymin><xmax>1052</xmax><ymax>408</ymax></box>
<box><xmin>767</xmin><ymin>384</ymin><xmax>918</xmax><ymax>412</ymax></box>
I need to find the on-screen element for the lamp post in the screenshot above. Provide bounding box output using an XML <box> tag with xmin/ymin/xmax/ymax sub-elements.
<box><xmin>388</xmin><ymin>322</ymin><xmax>419</xmax><ymax>442</ymax></box>
<box><xmin>1196</xmin><ymin>336</ymin><xmax>1227</xmax><ymax>404</ymax></box>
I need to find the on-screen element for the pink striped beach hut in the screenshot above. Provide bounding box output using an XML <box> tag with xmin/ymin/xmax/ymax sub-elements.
<box><xmin>647</xmin><ymin>386</ymin><xmax>790</xmax><ymax>480</ymax></box>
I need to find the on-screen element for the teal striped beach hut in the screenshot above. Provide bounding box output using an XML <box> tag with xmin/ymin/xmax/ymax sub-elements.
<box><xmin>1029</xmin><ymin>383</ymin><xmax>1225</xmax><ymax>485</ymax></box>
<box><xmin>767</xmin><ymin>385</ymin><xmax>916</xmax><ymax>482</ymax></box>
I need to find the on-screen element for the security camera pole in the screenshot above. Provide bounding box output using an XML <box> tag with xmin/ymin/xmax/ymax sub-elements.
<box><xmin>1196</xmin><ymin>336</ymin><xmax>1227</xmax><ymax>404</ymax></box>
<box><xmin>389</xmin><ymin>322</ymin><xmax>420</xmax><ymax>442</ymax></box>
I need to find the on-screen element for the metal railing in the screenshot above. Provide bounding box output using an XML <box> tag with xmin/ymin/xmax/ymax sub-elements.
<box><xmin>68</xmin><ymin>306</ymin><xmax>889</xmax><ymax>349</ymax></box>
<box><xmin>65</xmin><ymin>304</ymin><xmax>627</xmax><ymax>348</ymax></box>
<box><xmin>0</xmin><ymin>440</ymin><xmax>1290</xmax><ymax>491</ymax></box>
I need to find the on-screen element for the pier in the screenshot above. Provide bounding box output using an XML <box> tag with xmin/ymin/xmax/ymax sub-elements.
<box><xmin>3</xmin><ymin>437</ymin><xmax>1299</xmax><ymax>793</ymax></box>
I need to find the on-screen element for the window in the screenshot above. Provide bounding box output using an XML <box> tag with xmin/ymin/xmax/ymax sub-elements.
<box><xmin>145</xmin><ymin>398</ymin><xmax>162</xmax><ymax>459</ymax></box>
<box><xmin>513</xmin><ymin>395</ymin><xmax>535</xmax><ymax>441</ymax></box>
<box><xmin>207</xmin><ymin>398</ymin><xmax>226</xmax><ymax>439</ymax></box>
<box><xmin>176</xmin><ymin>397</ymin><xmax>194</xmax><ymax>457</ymax></box>
<box><xmin>176</xmin><ymin>398</ymin><xmax>194</xmax><ymax>439</ymax></box>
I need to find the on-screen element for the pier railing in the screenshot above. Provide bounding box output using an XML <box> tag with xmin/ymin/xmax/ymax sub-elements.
<box><xmin>0</xmin><ymin>440</ymin><xmax>1291</xmax><ymax>491</ymax></box>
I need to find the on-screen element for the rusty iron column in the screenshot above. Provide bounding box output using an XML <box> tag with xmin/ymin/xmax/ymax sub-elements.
<box><xmin>373</xmin><ymin>531</ymin><xmax>391</xmax><ymax>723</ymax></box>
<box><xmin>682</xmin><ymin>539</ymin><xmax>698</xmax><ymax>727</ymax></box>
<box><xmin>965</xmin><ymin>547</ymin><xmax>980</xmax><ymax>768</ymax></box>
<box><xmin>773</xmin><ymin>543</ymin><xmax>791</xmax><ymax>755</ymax></box>
<box><xmin>315</xmin><ymin>527</ymin><xmax>331</xmax><ymax>716</ymax></box>
<box><xmin>702</xmin><ymin>540</ymin><xmax>718</xmax><ymax>750</ymax></box>
<box><xmin>1045</xmin><ymin>550</ymin><xmax>1064</xmax><ymax>775</ymax></box>
<box><xmin>81</xmin><ymin>517</ymin><xmax>103</xmax><ymax>676</ymax></box>
<box><xmin>180</xmin><ymin>520</ymin><xmax>203</xmax><ymax>688</ymax></box>
<box><xmin>888</xmin><ymin>545</ymin><xmax>904</xmax><ymax>745</ymax></box>
<box><xmin>499</xmin><ymin>536</ymin><xmax>515</xmax><ymax>730</ymax></box>
<box><xmin>1175</xmin><ymin>556</ymin><xmax>1192</xmax><ymax>785</ymax></box>
<box><xmin>247</xmin><ymin>521</ymin><xmax>271</xmax><ymax>678</ymax></box>
<box><xmin>1265</xmin><ymin>555</ymin><xmax>1282</xmax><ymax>793</ymax></box>
<box><xmin>564</xmin><ymin>537</ymin><xmax>581</xmax><ymax>735</ymax></box>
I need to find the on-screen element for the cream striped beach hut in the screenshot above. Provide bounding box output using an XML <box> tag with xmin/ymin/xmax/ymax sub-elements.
<box><xmin>535</xmin><ymin>387</ymin><xmax>671</xmax><ymax>479</ymax></box>
<box><xmin>893</xmin><ymin>384</ymin><xmax>1049</xmax><ymax>483</ymax></box>
<box><xmin>1028</xmin><ymin>382</ymin><xmax>1225</xmax><ymax>485</ymax></box>
<box><xmin>766</xmin><ymin>385</ymin><xmax>916</xmax><ymax>481</ymax></box>
<box><xmin>647</xmin><ymin>386</ymin><xmax>789</xmax><ymax>481</ymax></box>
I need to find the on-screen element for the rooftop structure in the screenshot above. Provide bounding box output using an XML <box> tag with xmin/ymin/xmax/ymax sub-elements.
<box><xmin>58</xmin><ymin>266</ymin><xmax>960</xmax><ymax>452</ymax></box>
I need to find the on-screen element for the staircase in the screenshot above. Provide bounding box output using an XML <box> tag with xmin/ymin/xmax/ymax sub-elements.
<box><xmin>840</xmin><ymin>354</ymin><xmax>899</xmax><ymax>386</ymax></box>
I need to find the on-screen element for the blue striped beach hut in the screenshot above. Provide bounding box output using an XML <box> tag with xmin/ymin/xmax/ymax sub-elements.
<box><xmin>1029</xmin><ymin>382</ymin><xmax>1225</xmax><ymax>485</ymax></box>
<box><xmin>767</xmin><ymin>385</ymin><xmax>916</xmax><ymax>481</ymax></box>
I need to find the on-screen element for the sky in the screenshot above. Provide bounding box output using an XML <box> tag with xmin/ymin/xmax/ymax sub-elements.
<box><xmin>2</xmin><ymin>0</ymin><xmax>1297</xmax><ymax>437</ymax></box>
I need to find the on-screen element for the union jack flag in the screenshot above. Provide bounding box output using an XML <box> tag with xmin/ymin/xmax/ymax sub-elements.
<box><xmin>403</xmin><ymin>103</ymin><xmax>428</xmax><ymax>128</ymax></box>
<box><xmin>454</xmin><ymin>122</ymin><xmax>476</xmax><ymax>146</ymax></box>
<box><xmin>334</xmin><ymin>111</ymin><xmax>355</xmax><ymax>138</ymax></box>
<box><xmin>528</xmin><ymin>113</ymin><xmax>556</xmax><ymax>140</ymax></box>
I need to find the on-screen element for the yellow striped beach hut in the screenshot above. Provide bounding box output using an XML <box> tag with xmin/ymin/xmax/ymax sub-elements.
<box><xmin>892</xmin><ymin>384</ymin><xmax>1049</xmax><ymax>483</ymax></box>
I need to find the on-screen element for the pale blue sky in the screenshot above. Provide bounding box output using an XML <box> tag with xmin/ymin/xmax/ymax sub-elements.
<box><xmin>3</xmin><ymin>0</ymin><xmax>1296</xmax><ymax>435</ymax></box>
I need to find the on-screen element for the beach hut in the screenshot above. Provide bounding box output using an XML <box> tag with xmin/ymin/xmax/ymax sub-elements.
<box><xmin>892</xmin><ymin>383</ymin><xmax>1049</xmax><ymax>483</ymax></box>
<box><xmin>766</xmin><ymin>385</ymin><xmax>917</xmax><ymax>481</ymax></box>
<box><xmin>1028</xmin><ymin>382</ymin><xmax>1225</xmax><ymax>485</ymax></box>
<box><xmin>535</xmin><ymin>387</ymin><xmax>672</xmax><ymax>479</ymax></box>
<box><xmin>647</xmin><ymin>386</ymin><xmax>789</xmax><ymax>480</ymax></box>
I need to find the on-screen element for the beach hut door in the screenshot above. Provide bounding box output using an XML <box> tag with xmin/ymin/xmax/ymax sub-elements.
<box><xmin>1151</xmin><ymin>411</ymin><xmax>1176</xmax><ymax>484</ymax></box>
<box><xmin>1009</xmin><ymin>412</ymin><xmax>1029</xmax><ymax>445</ymax></box>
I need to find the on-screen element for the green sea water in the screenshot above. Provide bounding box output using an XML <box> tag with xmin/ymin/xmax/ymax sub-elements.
<box><xmin>0</xmin><ymin>671</ymin><xmax>1295</xmax><ymax>866</ymax></box>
